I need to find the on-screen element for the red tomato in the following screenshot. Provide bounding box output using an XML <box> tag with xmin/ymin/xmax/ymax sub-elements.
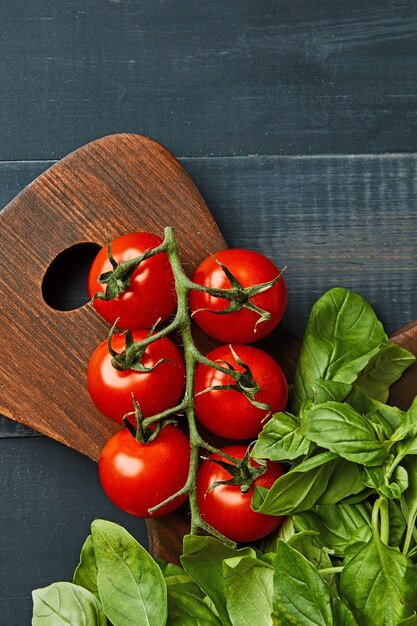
<box><xmin>88</xmin><ymin>330</ymin><xmax>185</xmax><ymax>423</ymax></box>
<box><xmin>196</xmin><ymin>445</ymin><xmax>284</xmax><ymax>542</ymax></box>
<box><xmin>88</xmin><ymin>232</ymin><xmax>176</xmax><ymax>330</ymax></box>
<box><xmin>189</xmin><ymin>249</ymin><xmax>286</xmax><ymax>344</ymax></box>
<box><xmin>194</xmin><ymin>344</ymin><xmax>287</xmax><ymax>440</ymax></box>
<box><xmin>99</xmin><ymin>426</ymin><xmax>190</xmax><ymax>517</ymax></box>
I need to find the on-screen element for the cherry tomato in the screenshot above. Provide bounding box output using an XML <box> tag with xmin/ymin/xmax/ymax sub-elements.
<box><xmin>194</xmin><ymin>344</ymin><xmax>287</xmax><ymax>440</ymax></box>
<box><xmin>196</xmin><ymin>445</ymin><xmax>284</xmax><ymax>542</ymax></box>
<box><xmin>88</xmin><ymin>330</ymin><xmax>185</xmax><ymax>423</ymax></box>
<box><xmin>189</xmin><ymin>249</ymin><xmax>286</xmax><ymax>344</ymax></box>
<box><xmin>99</xmin><ymin>426</ymin><xmax>190</xmax><ymax>517</ymax></box>
<box><xmin>88</xmin><ymin>232</ymin><xmax>176</xmax><ymax>330</ymax></box>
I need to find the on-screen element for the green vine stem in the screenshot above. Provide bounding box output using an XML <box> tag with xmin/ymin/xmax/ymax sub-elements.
<box><xmin>402</xmin><ymin>504</ymin><xmax>417</xmax><ymax>555</ymax></box>
<box><xmin>101</xmin><ymin>226</ymin><xmax>282</xmax><ymax>546</ymax></box>
<box><xmin>385</xmin><ymin>452</ymin><xmax>406</xmax><ymax>481</ymax></box>
<box><xmin>317</xmin><ymin>566</ymin><xmax>344</xmax><ymax>576</ymax></box>
<box><xmin>372</xmin><ymin>496</ymin><xmax>390</xmax><ymax>544</ymax></box>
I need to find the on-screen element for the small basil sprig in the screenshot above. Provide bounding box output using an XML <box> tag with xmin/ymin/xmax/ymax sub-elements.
<box><xmin>32</xmin><ymin>583</ymin><xmax>106</xmax><ymax>626</ymax></box>
<box><xmin>290</xmin><ymin>287</ymin><xmax>414</xmax><ymax>413</ymax></box>
<box><xmin>33</xmin><ymin>521</ymin><xmax>169</xmax><ymax>626</ymax></box>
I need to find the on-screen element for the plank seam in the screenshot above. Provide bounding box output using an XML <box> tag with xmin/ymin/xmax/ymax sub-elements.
<box><xmin>1</xmin><ymin>152</ymin><xmax>417</xmax><ymax>166</ymax></box>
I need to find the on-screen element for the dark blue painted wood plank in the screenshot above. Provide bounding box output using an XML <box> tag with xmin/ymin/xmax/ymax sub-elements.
<box><xmin>0</xmin><ymin>437</ymin><xmax>149</xmax><ymax>626</ymax></box>
<box><xmin>1</xmin><ymin>0</ymin><xmax>417</xmax><ymax>159</ymax></box>
<box><xmin>1</xmin><ymin>152</ymin><xmax>417</xmax><ymax>621</ymax></box>
<box><xmin>183</xmin><ymin>154</ymin><xmax>417</xmax><ymax>338</ymax></box>
<box><xmin>2</xmin><ymin>153</ymin><xmax>417</xmax><ymax>436</ymax></box>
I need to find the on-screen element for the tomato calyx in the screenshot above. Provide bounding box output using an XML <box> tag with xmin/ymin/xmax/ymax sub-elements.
<box><xmin>205</xmin><ymin>446</ymin><xmax>267</xmax><ymax>495</ymax></box>
<box><xmin>197</xmin><ymin>345</ymin><xmax>271</xmax><ymax>413</ymax></box>
<box><xmin>122</xmin><ymin>395</ymin><xmax>177</xmax><ymax>444</ymax></box>
<box><xmin>107</xmin><ymin>321</ymin><xmax>170</xmax><ymax>372</ymax></box>
<box><xmin>93</xmin><ymin>236</ymin><xmax>167</xmax><ymax>302</ymax></box>
<box><xmin>191</xmin><ymin>257</ymin><xmax>286</xmax><ymax>331</ymax></box>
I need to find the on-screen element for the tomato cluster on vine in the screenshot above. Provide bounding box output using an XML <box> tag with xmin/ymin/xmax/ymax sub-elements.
<box><xmin>87</xmin><ymin>229</ymin><xmax>288</xmax><ymax>543</ymax></box>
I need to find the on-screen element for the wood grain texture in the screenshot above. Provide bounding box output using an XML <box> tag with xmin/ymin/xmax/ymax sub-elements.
<box><xmin>0</xmin><ymin>133</ymin><xmax>225</xmax><ymax>461</ymax></box>
<box><xmin>2</xmin><ymin>145</ymin><xmax>417</xmax><ymax>564</ymax></box>
<box><xmin>0</xmin><ymin>135</ymin><xmax>302</xmax><ymax>564</ymax></box>
<box><xmin>0</xmin><ymin>133</ymin><xmax>241</xmax><ymax>566</ymax></box>
<box><xmin>1</xmin><ymin>0</ymin><xmax>417</xmax><ymax>160</ymax></box>
<box><xmin>2</xmin><ymin>0</ymin><xmax>417</xmax><ymax>620</ymax></box>
<box><xmin>3</xmin><ymin>153</ymin><xmax>417</xmax><ymax>338</ymax></box>
<box><xmin>183</xmin><ymin>154</ymin><xmax>417</xmax><ymax>339</ymax></box>
<box><xmin>2</xmin><ymin>152</ymin><xmax>417</xmax><ymax>437</ymax></box>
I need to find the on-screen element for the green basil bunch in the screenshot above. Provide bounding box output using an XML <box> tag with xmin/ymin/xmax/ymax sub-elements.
<box><xmin>33</xmin><ymin>288</ymin><xmax>417</xmax><ymax>625</ymax></box>
<box><xmin>251</xmin><ymin>287</ymin><xmax>417</xmax><ymax>625</ymax></box>
<box><xmin>29</xmin><ymin>520</ymin><xmax>359</xmax><ymax>626</ymax></box>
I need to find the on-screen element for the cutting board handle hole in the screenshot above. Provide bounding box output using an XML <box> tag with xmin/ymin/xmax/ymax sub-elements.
<box><xmin>41</xmin><ymin>242</ymin><xmax>101</xmax><ymax>311</ymax></box>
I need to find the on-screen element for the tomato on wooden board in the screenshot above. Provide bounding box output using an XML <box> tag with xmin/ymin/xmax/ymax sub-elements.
<box><xmin>88</xmin><ymin>330</ymin><xmax>185</xmax><ymax>423</ymax></box>
<box><xmin>189</xmin><ymin>249</ymin><xmax>286</xmax><ymax>344</ymax></box>
<box><xmin>196</xmin><ymin>445</ymin><xmax>285</xmax><ymax>542</ymax></box>
<box><xmin>194</xmin><ymin>344</ymin><xmax>288</xmax><ymax>440</ymax></box>
<box><xmin>88</xmin><ymin>232</ymin><xmax>176</xmax><ymax>330</ymax></box>
<box><xmin>99</xmin><ymin>426</ymin><xmax>190</xmax><ymax>517</ymax></box>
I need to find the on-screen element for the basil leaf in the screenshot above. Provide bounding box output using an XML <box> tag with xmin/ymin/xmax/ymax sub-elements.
<box><xmin>162</xmin><ymin>562</ymin><xmax>185</xmax><ymax>577</ymax></box>
<box><xmin>258</xmin><ymin>517</ymin><xmax>294</xmax><ymax>554</ymax></box>
<box><xmin>341</xmin><ymin>534</ymin><xmax>417</xmax><ymax>625</ymax></box>
<box><xmin>311</xmin><ymin>379</ymin><xmax>352</xmax><ymax>404</ymax></box>
<box><xmin>287</xmin><ymin>531</ymin><xmax>335</xmax><ymax>585</ymax></box>
<box><xmin>368</xmin><ymin>402</ymin><xmax>405</xmax><ymax>438</ymax></box>
<box><xmin>343</xmin><ymin>539</ymin><xmax>370</xmax><ymax>565</ymax></box>
<box><xmin>389</xmin><ymin>499</ymin><xmax>406</xmax><ymax>548</ymax></box>
<box><xmin>389</xmin><ymin>398</ymin><xmax>417</xmax><ymax>451</ymax></box>
<box><xmin>223</xmin><ymin>555</ymin><xmax>273</xmax><ymax>626</ymax></box>
<box><xmin>73</xmin><ymin>534</ymin><xmax>99</xmax><ymax>599</ymax></box>
<box><xmin>252</xmin><ymin>411</ymin><xmax>312</xmax><ymax>461</ymax></box>
<box><xmin>259</xmin><ymin>552</ymin><xmax>276</xmax><ymax>567</ymax></box>
<box><xmin>317</xmin><ymin>459</ymin><xmax>364</xmax><ymax>504</ymax></box>
<box><xmin>360</xmin><ymin>465</ymin><xmax>408</xmax><ymax>500</ymax></box>
<box><xmin>273</xmin><ymin>541</ymin><xmax>357</xmax><ymax>625</ymax></box>
<box><xmin>277</xmin><ymin>516</ymin><xmax>296</xmax><ymax>542</ymax></box>
<box><xmin>394</xmin><ymin>465</ymin><xmax>409</xmax><ymax>493</ymax></box>
<box><xmin>303</xmin><ymin>402</ymin><xmax>388</xmax><ymax>466</ymax></box>
<box><xmin>354</xmin><ymin>343</ymin><xmax>415</xmax><ymax>402</ymax></box>
<box><xmin>181</xmin><ymin>535</ymin><xmax>254</xmax><ymax>626</ymax></box>
<box><xmin>165</xmin><ymin>573</ymin><xmax>222</xmax><ymax>625</ymax></box>
<box><xmin>390</xmin><ymin>425</ymin><xmax>417</xmax><ymax>457</ymax></box>
<box><xmin>32</xmin><ymin>582</ymin><xmax>107</xmax><ymax>626</ymax></box>
<box><xmin>91</xmin><ymin>519</ymin><xmax>167</xmax><ymax>626</ymax></box>
<box><xmin>405</xmin><ymin>396</ymin><xmax>417</xmax><ymax>425</ymax></box>
<box><xmin>345</xmin><ymin>386</ymin><xmax>376</xmax><ymax>414</ymax></box>
<box><xmin>251</xmin><ymin>456</ymin><xmax>339</xmax><ymax>516</ymax></box>
<box><xmin>295</xmin><ymin>502</ymin><xmax>371</xmax><ymax>557</ymax></box>
<box><xmin>399</xmin><ymin>615</ymin><xmax>417</xmax><ymax>625</ymax></box>
<box><xmin>289</xmin><ymin>450</ymin><xmax>338</xmax><ymax>471</ymax></box>
<box><xmin>341</xmin><ymin>489</ymin><xmax>373</xmax><ymax>505</ymax></box>
<box><xmin>291</xmin><ymin>287</ymin><xmax>387</xmax><ymax>412</ymax></box>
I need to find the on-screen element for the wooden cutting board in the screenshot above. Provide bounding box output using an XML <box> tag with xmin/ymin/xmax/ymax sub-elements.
<box><xmin>1</xmin><ymin>133</ymin><xmax>416</xmax><ymax>563</ymax></box>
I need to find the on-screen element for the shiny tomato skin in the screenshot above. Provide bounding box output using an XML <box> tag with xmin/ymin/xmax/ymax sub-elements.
<box><xmin>189</xmin><ymin>249</ymin><xmax>286</xmax><ymax>344</ymax></box>
<box><xmin>196</xmin><ymin>445</ymin><xmax>284</xmax><ymax>542</ymax></box>
<box><xmin>88</xmin><ymin>330</ymin><xmax>185</xmax><ymax>423</ymax></box>
<box><xmin>194</xmin><ymin>344</ymin><xmax>288</xmax><ymax>440</ymax></box>
<box><xmin>88</xmin><ymin>232</ymin><xmax>176</xmax><ymax>330</ymax></box>
<box><xmin>99</xmin><ymin>426</ymin><xmax>190</xmax><ymax>517</ymax></box>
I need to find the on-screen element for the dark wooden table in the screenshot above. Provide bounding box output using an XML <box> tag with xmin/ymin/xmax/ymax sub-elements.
<box><xmin>1</xmin><ymin>2</ymin><xmax>417</xmax><ymax>623</ymax></box>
